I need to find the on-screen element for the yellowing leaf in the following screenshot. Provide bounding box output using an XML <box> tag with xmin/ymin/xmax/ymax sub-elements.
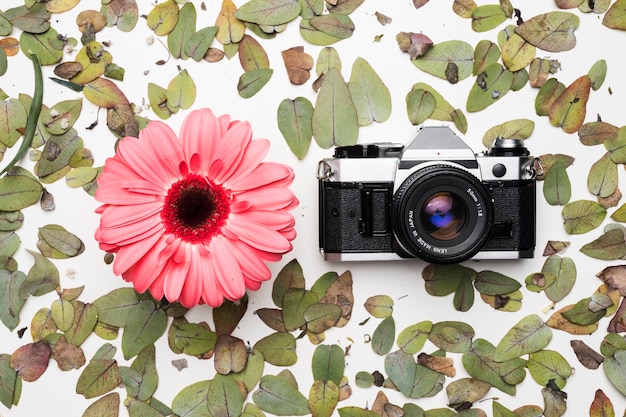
<box><xmin>482</xmin><ymin>119</ymin><xmax>535</xmax><ymax>147</ymax></box>
<box><xmin>45</xmin><ymin>0</ymin><xmax>80</xmax><ymax>13</ymax></box>
<box><xmin>515</xmin><ymin>11</ymin><xmax>579</xmax><ymax>52</ymax></box>
<box><xmin>413</xmin><ymin>40</ymin><xmax>474</xmax><ymax>83</ymax></box>
<box><xmin>603</xmin><ymin>0</ymin><xmax>626</xmax><ymax>30</ymax></box>
<box><xmin>548</xmin><ymin>75</ymin><xmax>590</xmax><ymax>133</ymax></box>
<box><xmin>83</xmin><ymin>78</ymin><xmax>129</xmax><ymax>108</ymax></box>
<box><xmin>146</xmin><ymin>0</ymin><xmax>179</xmax><ymax>36</ymax></box>
<box><xmin>238</xmin><ymin>34</ymin><xmax>270</xmax><ymax>71</ymax></box>
<box><xmin>501</xmin><ymin>33</ymin><xmax>536</xmax><ymax>72</ymax></box>
<box><xmin>215</xmin><ymin>0</ymin><xmax>246</xmax><ymax>45</ymax></box>
<box><xmin>235</xmin><ymin>0</ymin><xmax>301</xmax><ymax>26</ymax></box>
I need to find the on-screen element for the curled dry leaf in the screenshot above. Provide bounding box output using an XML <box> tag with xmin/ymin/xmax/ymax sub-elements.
<box><xmin>417</xmin><ymin>353</ymin><xmax>456</xmax><ymax>377</ymax></box>
<box><xmin>396</xmin><ymin>32</ymin><xmax>433</xmax><ymax>60</ymax></box>
<box><xmin>374</xmin><ymin>12</ymin><xmax>391</xmax><ymax>25</ymax></box>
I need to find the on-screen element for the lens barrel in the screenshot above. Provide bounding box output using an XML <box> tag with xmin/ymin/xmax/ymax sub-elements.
<box><xmin>393</xmin><ymin>165</ymin><xmax>493</xmax><ymax>263</ymax></box>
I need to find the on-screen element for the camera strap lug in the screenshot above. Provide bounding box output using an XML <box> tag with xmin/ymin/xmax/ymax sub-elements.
<box><xmin>317</xmin><ymin>161</ymin><xmax>333</xmax><ymax>181</ymax></box>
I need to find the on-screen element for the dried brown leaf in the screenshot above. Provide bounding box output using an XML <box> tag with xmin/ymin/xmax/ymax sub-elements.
<box><xmin>417</xmin><ymin>352</ymin><xmax>456</xmax><ymax>377</ymax></box>
<box><xmin>281</xmin><ymin>46</ymin><xmax>314</xmax><ymax>85</ymax></box>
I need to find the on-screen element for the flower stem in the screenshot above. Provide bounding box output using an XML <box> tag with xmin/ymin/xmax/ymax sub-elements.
<box><xmin>1</xmin><ymin>53</ymin><xmax>43</xmax><ymax>176</ymax></box>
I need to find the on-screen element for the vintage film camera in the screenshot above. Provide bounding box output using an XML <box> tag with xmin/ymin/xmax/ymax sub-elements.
<box><xmin>317</xmin><ymin>126</ymin><xmax>538</xmax><ymax>264</ymax></box>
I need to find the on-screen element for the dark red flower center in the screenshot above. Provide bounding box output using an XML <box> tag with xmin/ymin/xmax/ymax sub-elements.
<box><xmin>161</xmin><ymin>174</ymin><xmax>230</xmax><ymax>243</ymax></box>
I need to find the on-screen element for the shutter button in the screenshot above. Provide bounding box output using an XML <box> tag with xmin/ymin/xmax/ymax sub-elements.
<box><xmin>492</xmin><ymin>163</ymin><xmax>507</xmax><ymax>178</ymax></box>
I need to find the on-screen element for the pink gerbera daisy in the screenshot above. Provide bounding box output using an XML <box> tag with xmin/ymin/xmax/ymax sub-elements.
<box><xmin>94</xmin><ymin>108</ymin><xmax>298</xmax><ymax>308</ymax></box>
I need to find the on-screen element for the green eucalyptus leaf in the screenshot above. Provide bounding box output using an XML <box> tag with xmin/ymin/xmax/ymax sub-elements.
<box><xmin>446</xmin><ymin>378</ymin><xmax>492</xmax><ymax>410</ymax></box>
<box><xmin>429</xmin><ymin>321</ymin><xmax>474</xmax><ymax>353</ymax></box>
<box><xmin>473</xmin><ymin>40</ymin><xmax>500</xmax><ymax>75</ymax></box>
<box><xmin>580</xmin><ymin>228</ymin><xmax>626</xmax><ymax>260</ymax></box>
<box><xmin>101</xmin><ymin>0</ymin><xmax>139</xmax><ymax>32</ymax></box>
<box><xmin>527</xmin><ymin>350</ymin><xmax>572</xmax><ymax>389</ymax></box>
<box><xmin>453</xmin><ymin>273</ymin><xmax>475</xmax><ymax>312</ymax></box>
<box><xmin>384</xmin><ymin>350</ymin><xmax>416</xmax><ymax>397</ymax></box>
<box><xmin>239</xmin><ymin>34</ymin><xmax>270</xmax><ymax>71</ymax></box>
<box><xmin>474</xmin><ymin>270</ymin><xmax>522</xmax><ymax>295</ymax></box>
<box><xmin>0</xmin><ymin>231</ymin><xmax>20</xmax><ymax>258</ymax></box>
<box><xmin>515</xmin><ymin>11</ymin><xmax>579</xmax><ymax>52</ymax></box>
<box><xmin>481</xmin><ymin>119</ymin><xmax>535</xmax><ymax>148</ymax></box>
<box><xmin>0</xmin><ymin>98</ymin><xmax>27</xmax><ymax>148</ymax></box>
<box><xmin>92</xmin><ymin>287</ymin><xmax>140</xmax><ymax>328</ymax></box>
<box><xmin>561</xmin><ymin>297</ymin><xmax>606</xmax><ymax>325</ymax></box>
<box><xmin>237</xmin><ymin>68</ymin><xmax>273</xmax><ymax>98</ymax></box>
<box><xmin>213</xmin><ymin>294</ymin><xmax>248</xmax><ymax>336</ymax></box>
<box><xmin>471</xmin><ymin>4</ymin><xmax>507</xmax><ymax>32</ymax></box>
<box><xmin>316</xmin><ymin>47</ymin><xmax>342</xmax><ymax>76</ymax></box>
<box><xmin>235</xmin><ymin>0</ymin><xmax>301</xmax><ymax>26</ymax></box>
<box><xmin>542</xmin><ymin>255</ymin><xmax>577</xmax><ymax>303</ymax></box>
<box><xmin>167</xmin><ymin>69</ymin><xmax>196</xmax><ymax>111</ymax></box>
<box><xmin>396</xmin><ymin>321</ymin><xmax>432</xmax><ymax>354</ymax></box>
<box><xmin>37</xmin><ymin>224</ymin><xmax>85</xmax><ymax>259</ymax></box>
<box><xmin>312</xmin><ymin>344</ymin><xmax>344</xmax><ymax>385</ymax></box>
<box><xmin>348</xmin><ymin>57</ymin><xmax>391</xmax><ymax>126</ymax></box>
<box><xmin>3</xmin><ymin>3</ymin><xmax>50</xmax><ymax>33</ymax></box>
<box><xmin>312</xmin><ymin>67</ymin><xmax>358</xmax><ymax>149</ymax></box>
<box><xmin>310</xmin><ymin>13</ymin><xmax>354</xmax><ymax>39</ymax></box>
<box><xmin>254</xmin><ymin>332</ymin><xmax>297</xmax><ymax>366</ymax></box>
<box><xmin>338</xmin><ymin>407</ymin><xmax>380</xmax><ymax>417</ymax></box>
<box><xmin>467</xmin><ymin>63</ymin><xmax>513</xmax><ymax>112</ymax></box>
<box><xmin>19</xmin><ymin>30</ymin><xmax>64</xmax><ymax>66</ymax></box>
<box><xmin>20</xmin><ymin>249</ymin><xmax>59</xmax><ymax>298</ymax></box>
<box><xmin>371</xmin><ymin>315</ymin><xmax>395</xmax><ymax>355</ymax></box>
<box><xmin>303</xmin><ymin>302</ymin><xmax>341</xmax><ymax>333</ymax></box>
<box><xmin>171</xmin><ymin>321</ymin><xmax>217</xmax><ymax>356</ymax></box>
<box><xmin>168</xmin><ymin>2</ymin><xmax>196</xmax><ymax>60</ymax></box>
<box><xmin>412</xmin><ymin>40</ymin><xmax>474</xmax><ymax>83</ymax></box>
<box><xmin>51</xmin><ymin>299</ymin><xmax>75</xmax><ymax>332</ymax></box>
<box><xmin>407</xmin><ymin>82</ymin><xmax>456</xmax><ymax>121</ymax></box>
<box><xmin>273</xmin><ymin>258</ymin><xmax>305</xmax><ymax>307</ymax></box>
<box><xmin>232</xmin><ymin>347</ymin><xmax>264</xmax><ymax>392</ymax></box>
<box><xmin>588</xmin><ymin>59</ymin><xmax>607</xmax><ymax>91</ymax></box>
<box><xmin>543</xmin><ymin>163</ymin><xmax>571</xmax><ymax>206</ymax></box>
<box><xmin>299</xmin><ymin>18</ymin><xmax>341</xmax><ymax>45</ymax></box>
<box><xmin>406</xmin><ymin>89</ymin><xmax>435</xmax><ymax>125</ymax></box>
<box><xmin>364</xmin><ymin>295</ymin><xmax>394</xmax><ymax>318</ymax></box>
<box><xmin>76</xmin><ymin>343</ymin><xmax>121</xmax><ymax>399</ymax></box>
<box><xmin>277</xmin><ymin>97</ymin><xmax>313</xmax><ymax>160</ymax></box>
<box><xmin>603</xmin><ymin>350</ymin><xmax>626</xmax><ymax>396</ymax></box>
<box><xmin>122</xmin><ymin>300</ymin><xmax>167</xmax><ymax>360</ymax></box>
<box><xmin>64</xmin><ymin>301</ymin><xmax>99</xmax><ymax>347</ymax></box>
<box><xmin>185</xmin><ymin>26</ymin><xmax>218</xmax><ymax>61</ymax></box>
<box><xmin>535</xmin><ymin>78</ymin><xmax>566</xmax><ymax>117</ymax></box>
<box><xmin>0</xmin><ymin>173</ymin><xmax>43</xmax><ymax>211</ymax></box>
<box><xmin>462</xmin><ymin>338</ymin><xmax>525</xmax><ymax>395</ymax></box>
<box><xmin>605</xmin><ymin>126</ymin><xmax>626</xmax><ymax>163</ymax></box>
<box><xmin>282</xmin><ymin>288</ymin><xmax>318</xmax><ymax>331</ymax></box>
<box><xmin>493</xmin><ymin>314</ymin><xmax>552</xmax><ymax>361</ymax></box>
<box><xmin>42</xmin><ymin>99</ymin><xmax>82</xmax><ymax>135</ymax></box>
<box><xmin>603</xmin><ymin>0</ymin><xmax>626</xmax><ymax>29</ymax></box>
<box><xmin>253</xmin><ymin>374</ymin><xmax>310</xmax><ymax>416</ymax></box>
<box><xmin>562</xmin><ymin>200</ymin><xmax>606</xmax><ymax>234</ymax></box>
<box><xmin>0</xmin><ymin>269</ymin><xmax>27</xmax><ymax>331</ymax></box>
<box><xmin>422</xmin><ymin>263</ymin><xmax>476</xmax><ymax>296</ymax></box>
<box><xmin>171</xmin><ymin>380</ymin><xmax>211</xmax><ymax>417</ymax></box>
<box><xmin>35</xmin><ymin>128</ymin><xmax>84</xmax><ymax>179</ymax></box>
<box><xmin>207</xmin><ymin>374</ymin><xmax>244</xmax><ymax>417</ymax></box>
<box><xmin>0</xmin><ymin>353</ymin><xmax>21</xmax><ymax>408</ymax></box>
<box><xmin>82</xmin><ymin>392</ymin><xmax>120</xmax><ymax>417</ymax></box>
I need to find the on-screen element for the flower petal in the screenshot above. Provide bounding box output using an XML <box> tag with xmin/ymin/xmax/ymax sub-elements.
<box><xmin>210</xmin><ymin>235</ymin><xmax>245</xmax><ymax>301</ymax></box>
<box><xmin>180</xmin><ymin>108</ymin><xmax>220</xmax><ymax>175</ymax></box>
<box><xmin>221</xmin><ymin>139</ymin><xmax>269</xmax><ymax>186</ymax></box>
<box><xmin>224</xmin><ymin>220</ymin><xmax>291</xmax><ymax>253</ymax></box>
<box><xmin>201</xmin><ymin>261</ymin><xmax>225</xmax><ymax>307</ymax></box>
<box><xmin>98</xmin><ymin>201</ymin><xmax>163</xmax><ymax>228</ymax></box>
<box><xmin>177</xmin><ymin>245</ymin><xmax>203</xmax><ymax>307</ymax></box>
<box><xmin>112</xmin><ymin>230</ymin><xmax>164</xmax><ymax>276</ymax></box>
<box><xmin>233</xmin><ymin>187</ymin><xmax>297</xmax><ymax>211</ymax></box>
<box><xmin>228</xmin><ymin>162</ymin><xmax>294</xmax><ymax>192</ymax></box>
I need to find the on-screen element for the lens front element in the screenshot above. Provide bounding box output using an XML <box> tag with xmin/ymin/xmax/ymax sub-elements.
<box><xmin>394</xmin><ymin>165</ymin><xmax>493</xmax><ymax>263</ymax></box>
<box><xmin>421</xmin><ymin>192</ymin><xmax>466</xmax><ymax>241</ymax></box>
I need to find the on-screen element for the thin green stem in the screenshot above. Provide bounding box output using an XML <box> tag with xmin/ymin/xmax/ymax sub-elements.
<box><xmin>1</xmin><ymin>53</ymin><xmax>44</xmax><ymax>176</ymax></box>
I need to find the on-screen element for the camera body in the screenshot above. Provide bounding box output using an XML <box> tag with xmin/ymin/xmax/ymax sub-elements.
<box><xmin>318</xmin><ymin>126</ymin><xmax>537</xmax><ymax>264</ymax></box>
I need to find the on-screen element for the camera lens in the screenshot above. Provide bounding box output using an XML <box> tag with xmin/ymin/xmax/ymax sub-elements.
<box><xmin>393</xmin><ymin>165</ymin><xmax>493</xmax><ymax>264</ymax></box>
<box><xmin>421</xmin><ymin>192</ymin><xmax>466</xmax><ymax>241</ymax></box>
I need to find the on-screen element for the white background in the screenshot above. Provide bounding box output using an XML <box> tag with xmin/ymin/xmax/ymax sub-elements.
<box><xmin>1</xmin><ymin>0</ymin><xmax>626</xmax><ymax>415</ymax></box>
